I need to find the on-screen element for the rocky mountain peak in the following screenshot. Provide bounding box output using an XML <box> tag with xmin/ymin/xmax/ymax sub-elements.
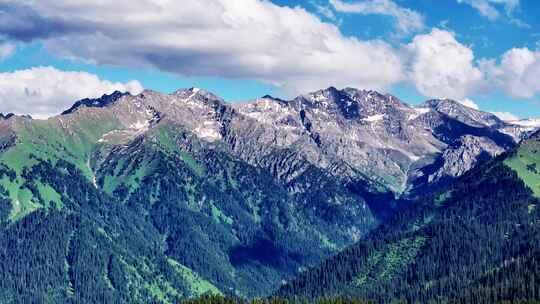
<box><xmin>61</xmin><ymin>91</ymin><xmax>130</xmax><ymax>115</ymax></box>
<box><xmin>50</xmin><ymin>86</ymin><xmax>539</xmax><ymax>195</ymax></box>
<box><xmin>293</xmin><ymin>87</ymin><xmax>407</xmax><ymax>120</ymax></box>
<box><xmin>423</xmin><ymin>98</ymin><xmax>504</xmax><ymax>128</ymax></box>
<box><xmin>171</xmin><ymin>87</ymin><xmax>224</xmax><ymax>106</ymax></box>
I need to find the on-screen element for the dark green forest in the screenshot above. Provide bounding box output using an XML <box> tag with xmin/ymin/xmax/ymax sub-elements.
<box><xmin>183</xmin><ymin>295</ymin><xmax>540</xmax><ymax>304</ymax></box>
<box><xmin>0</xmin><ymin>124</ymin><xmax>381</xmax><ymax>302</ymax></box>
<box><xmin>276</xmin><ymin>154</ymin><xmax>540</xmax><ymax>303</ymax></box>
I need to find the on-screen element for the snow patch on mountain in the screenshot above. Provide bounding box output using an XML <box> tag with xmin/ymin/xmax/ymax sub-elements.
<box><xmin>510</xmin><ymin>118</ymin><xmax>540</xmax><ymax>129</ymax></box>
<box><xmin>193</xmin><ymin>120</ymin><xmax>221</xmax><ymax>142</ymax></box>
<box><xmin>362</xmin><ymin>114</ymin><xmax>385</xmax><ymax>123</ymax></box>
<box><xmin>236</xmin><ymin>98</ymin><xmax>297</xmax><ymax>127</ymax></box>
<box><xmin>130</xmin><ymin>120</ymin><xmax>149</xmax><ymax>131</ymax></box>
<box><xmin>408</xmin><ymin>107</ymin><xmax>430</xmax><ymax>120</ymax></box>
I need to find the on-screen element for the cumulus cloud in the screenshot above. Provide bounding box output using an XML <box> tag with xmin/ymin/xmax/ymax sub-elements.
<box><xmin>458</xmin><ymin>98</ymin><xmax>480</xmax><ymax>110</ymax></box>
<box><xmin>329</xmin><ymin>0</ymin><xmax>424</xmax><ymax>37</ymax></box>
<box><xmin>0</xmin><ymin>67</ymin><xmax>143</xmax><ymax>118</ymax></box>
<box><xmin>405</xmin><ymin>29</ymin><xmax>540</xmax><ymax>100</ymax></box>
<box><xmin>480</xmin><ymin>48</ymin><xmax>540</xmax><ymax>98</ymax></box>
<box><xmin>405</xmin><ymin>29</ymin><xmax>486</xmax><ymax>100</ymax></box>
<box><xmin>1</xmin><ymin>1</ymin><xmax>539</xmax><ymax>105</ymax></box>
<box><xmin>492</xmin><ymin>111</ymin><xmax>520</xmax><ymax>121</ymax></box>
<box><xmin>0</xmin><ymin>0</ymin><xmax>404</xmax><ymax>95</ymax></box>
<box><xmin>0</xmin><ymin>42</ymin><xmax>15</xmax><ymax>60</ymax></box>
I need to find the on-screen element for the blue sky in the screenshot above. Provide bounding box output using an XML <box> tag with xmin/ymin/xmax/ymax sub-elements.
<box><xmin>0</xmin><ymin>0</ymin><xmax>539</xmax><ymax>119</ymax></box>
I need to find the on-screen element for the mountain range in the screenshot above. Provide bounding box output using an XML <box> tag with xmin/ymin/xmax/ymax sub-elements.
<box><xmin>0</xmin><ymin>87</ymin><xmax>539</xmax><ymax>302</ymax></box>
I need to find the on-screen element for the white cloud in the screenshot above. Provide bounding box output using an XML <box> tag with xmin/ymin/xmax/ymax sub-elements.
<box><xmin>457</xmin><ymin>0</ymin><xmax>526</xmax><ymax>26</ymax></box>
<box><xmin>1</xmin><ymin>0</ymin><xmax>538</xmax><ymax>104</ymax></box>
<box><xmin>486</xmin><ymin>0</ymin><xmax>519</xmax><ymax>14</ymax></box>
<box><xmin>458</xmin><ymin>98</ymin><xmax>480</xmax><ymax>110</ymax></box>
<box><xmin>480</xmin><ymin>48</ymin><xmax>540</xmax><ymax>98</ymax></box>
<box><xmin>0</xmin><ymin>42</ymin><xmax>15</xmax><ymax>60</ymax></box>
<box><xmin>329</xmin><ymin>0</ymin><xmax>424</xmax><ymax>37</ymax></box>
<box><xmin>492</xmin><ymin>111</ymin><xmax>519</xmax><ymax>121</ymax></box>
<box><xmin>405</xmin><ymin>29</ymin><xmax>540</xmax><ymax>100</ymax></box>
<box><xmin>405</xmin><ymin>29</ymin><xmax>486</xmax><ymax>100</ymax></box>
<box><xmin>457</xmin><ymin>0</ymin><xmax>500</xmax><ymax>20</ymax></box>
<box><xmin>0</xmin><ymin>66</ymin><xmax>143</xmax><ymax>118</ymax></box>
<box><xmin>0</xmin><ymin>0</ymin><xmax>404</xmax><ymax>95</ymax></box>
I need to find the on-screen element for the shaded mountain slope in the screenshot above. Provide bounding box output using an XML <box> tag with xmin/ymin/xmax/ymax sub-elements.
<box><xmin>276</xmin><ymin>133</ymin><xmax>540</xmax><ymax>303</ymax></box>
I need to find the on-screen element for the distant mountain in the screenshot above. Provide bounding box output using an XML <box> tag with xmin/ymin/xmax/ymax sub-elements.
<box><xmin>0</xmin><ymin>87</ymin><xmax>537</xmax><ymax>301</ymax></box>
<box><xmin>276</xmin><ymin>131</ymin><xmax>540</xmax><ymax>303</ymax></box>
<box><xmin>233</xmin><ymin>87</ymin><xmax>527</xmax><ymax>194</ymax></box>
<box><xmin>509</xmin><ymin>118</ymin><xmax>540</xmax><ymax>130</ymax></box>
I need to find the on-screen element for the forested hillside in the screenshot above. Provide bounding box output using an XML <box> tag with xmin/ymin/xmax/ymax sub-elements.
<box><xmin>0</xmin><ymin>105</ymin><xmax>378</xmax><ymax>301</ymax></box>
<box><xmin>277</xmin><ymin>133</ymin><xmax>540</xmax><ymax>303</ymax></box>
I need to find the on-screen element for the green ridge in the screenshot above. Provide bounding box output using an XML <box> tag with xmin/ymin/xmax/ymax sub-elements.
<box><xmin>504</xmin><ymin>138</ymin><xmax>540</xmax><ymax>198</ymax></box>
<box><xmin>353</xmin><ymin>236</ymin><xmax>427</xmax><ymax>288</ymax></box>
<box><xmin>0</xmin><ymin>116</ymin><xmax>120</xmax><ymax>220</ymax></box>
<box><xmin>167</xmin><ymin>259</ymin><xmax>222</xmax><ymax>297</ymax></box>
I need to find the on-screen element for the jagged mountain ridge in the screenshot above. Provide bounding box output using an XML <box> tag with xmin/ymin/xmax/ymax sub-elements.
<box><xmin>45</xmin><ymin>86</ymin><xmax>533</xmax><ymax>194</ymax></box>
<box><xmin>1</xmin><ymin>87</ymin><xmax>532</xmax><ymax>197</ymax></box>
<box><xmin>0</xmin><ymin>113</ymin><xmax>15</xmax><ymax>120</ymax></box>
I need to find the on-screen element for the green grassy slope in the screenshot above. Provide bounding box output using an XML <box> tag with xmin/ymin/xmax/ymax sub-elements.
<box><xmin>504</xmin><ymin>132</ymin><xmax>540</xmax><ymax>198</ymax></box>
<box><xmin>0</xmin><ymin>116</ymin><xmax>121</xmax><ymax>220</ymax></box>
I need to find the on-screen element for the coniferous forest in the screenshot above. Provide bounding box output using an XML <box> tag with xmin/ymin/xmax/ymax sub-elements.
<box><xmin>276</xmin><ymin>153</ymin><xmax>540</xmax><ymax>303</ymax></box>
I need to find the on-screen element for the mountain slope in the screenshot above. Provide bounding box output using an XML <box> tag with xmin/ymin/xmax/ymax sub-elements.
<box><xmin>276</xmin><ymin>132</ymin><xmax>540</xmax><ymax>303</ymax></box>
<box><xmin>0</xmin><ymin>90</ymin><xmax>379</xmax><ymax>300</ymax></box>
<box><xmin>0</xmin><ymin>87</ymin><xmax>536</xmax><ymax>301</ymax></box>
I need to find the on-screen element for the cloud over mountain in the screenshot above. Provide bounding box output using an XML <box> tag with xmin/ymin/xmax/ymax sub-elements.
<box><xmin>0</xmin><ymin>0</ymin><xmax>538</xmax><ymax>116</ymax></box>
<box><xmin>405</xmin><ymin>29</ymin><xmax>486</xmax><ymax>100</ymax></box>
<box><xmin>480</xmin><ymin>47</ymin><xmax>540</xmax><ymax>98</ymax></box>
<box><xmin>0</xmin><ymin>66</ymin><xmax>142</xmax><ymax>118</ymax></box>
<box><xmin>0</xmin><ymin>0</ymin><xmax>404</xmax><ymax>95</ymax></box>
